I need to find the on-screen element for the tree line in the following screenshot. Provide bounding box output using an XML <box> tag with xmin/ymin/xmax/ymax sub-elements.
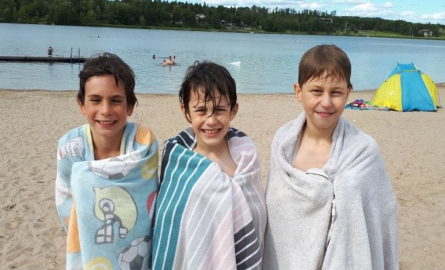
<box><xmin>1</xmin><ymin>0</ymin><xmax>444</xmax><ymax>37</ymax></box>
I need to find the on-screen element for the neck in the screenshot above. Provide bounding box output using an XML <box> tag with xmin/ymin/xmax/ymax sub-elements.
<box><xmin>194</xmin><ymin>139</ymin><xmax>236</xmax><ymax>178</ymax></box>
<box><xmin>92</xmin><ymin>134</ymin><xmax>123</xmax><ymax>160</ymax></box>
<box><xmin>194</xmin><ymin>139</ymin><xmax>229</xmax><ymax>159</ymax></box>
<box><xmin>302</xmin><ymin>121</ymin><xmax>336</xmax><ymax>144</ymax></box>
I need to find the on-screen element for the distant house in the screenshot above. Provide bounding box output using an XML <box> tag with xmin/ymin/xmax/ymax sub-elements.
<box><xmin>195</xmin><ymin>14</ymin><xmax>205</xmax><ymax>23</ymax></box>
<box><xmin>319</xmin><ymin>18</ymin><xmax>333</xmax><ymax>24</ymax></box>
<box><xmin>419</xmin><ymin>29</ymin><xmax>433</xmax><ymax>37</ymax></box>
<box><xmin>220</xmin><ymin>20</ymin><xmax>233</xmax><ymax>27</ymax></box>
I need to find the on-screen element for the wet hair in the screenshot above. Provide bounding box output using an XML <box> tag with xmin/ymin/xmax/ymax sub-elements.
<box><xmin>179</xmin><ymin>61</ymin><xmax>237</xmax><ymax>123</ymax></box>
<box><xmin>298</xmin><ymin>44</ymin><xmax>353</xmax><ymax>89</ymax></box>
<box><xmin>77</xmin><ymin>52</ymin><xmax>137</xmax><ymax>107</ymax></box>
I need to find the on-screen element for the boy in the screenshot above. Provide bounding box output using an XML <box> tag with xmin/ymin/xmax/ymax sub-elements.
<box><xmin>263</xmin><ymin>45</ymin><xmax>399</xmax><ymax>269</ymax></box>
<box><xmin>152</xmin><ymin>61</ymin><xmax>267</xmax><ymax>269</ymax></box>
<box><xmin>55</xmin><ymin>53</ymin><xmax>158</xmax><ymax>270</ymax></box>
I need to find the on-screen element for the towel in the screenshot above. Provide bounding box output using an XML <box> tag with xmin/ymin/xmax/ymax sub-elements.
<box><xmin>263</xmin><ymin>112</ymin><xmax>399</xmax><ymax>270</ymax></box>
<box><xmin>152</xmin><ymin>127</ymin><xmax>267</xmax><ymax>270</ymax></box>
<box><xmin>55</xmin><ymin>122</ymin><xmax>158</xmax><ymax>270</ymax></box>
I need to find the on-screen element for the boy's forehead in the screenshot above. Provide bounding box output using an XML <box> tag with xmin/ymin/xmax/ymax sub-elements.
<box><xmin>308</xmin><ymin>71</ymin><xmax>346</xmax><ymax>84</ymax></box>
<box><xmin>85</xmin><ymin>74</ymin><xmax>120</xmax><ymax>84</ymax></box>
<box><xmin>190</xmin><ymin>87</ymin><xmax>230</xmax><ymax>104</ymax></box>
<box><xmin>84</xmin><ymin>75</ymin><xmax>126</xmax><ymax>95</ymax></box>
<box><xmin>191</xmin><ymin>87</ymin><xmax>224</xmax><ymax>99</ymax></box>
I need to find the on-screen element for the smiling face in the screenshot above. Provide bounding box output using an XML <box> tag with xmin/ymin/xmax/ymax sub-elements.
<box><xmin>182</xmin><ymin>88</ymin><xmax>238</xmax><ymax>153</ymax></box>
<box><xmin>78</xmin><ymin>74</ymin><xmax>134</xmax><ymax>148</ymax></box>
<box><xmin>295</xmin><ymin>71</ymin><xmax>351</xmax><ymax>136</ymax></box>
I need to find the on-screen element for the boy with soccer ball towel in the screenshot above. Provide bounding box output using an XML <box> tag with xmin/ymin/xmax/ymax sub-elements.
<box><xmin>55</xmin><ymin>53</ymin><xmax>158</xmax><ymax>270</ymax></box>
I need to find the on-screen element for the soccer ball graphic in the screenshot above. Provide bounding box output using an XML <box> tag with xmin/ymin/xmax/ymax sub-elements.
<box><xmin>89</xmin><ymin>152</ymin><xmax>141</xmax><ymax>179</ymax></box>
<box><xmin>118</xmin><ymin>236</ymin><xmax>151</xmax><ymax>270</ymax></box>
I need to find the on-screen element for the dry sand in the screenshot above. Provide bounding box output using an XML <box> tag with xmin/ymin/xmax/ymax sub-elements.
<box><xmin>0</xmin><ymin>86</ymin><xmax>444</xmax><ymax>269</ymax></box>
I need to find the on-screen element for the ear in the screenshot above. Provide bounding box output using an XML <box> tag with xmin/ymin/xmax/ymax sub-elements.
<box><xmin>294</xmin><ymin>83</ymin><xmax>303</xmax><ymax>103</ymax></box>
<box><xmin>127</xmin><ymin>104</ymin><xmax>134</xmax><ymax>117</ymax></box>
<box><xmin>346</xmin><ymin>86</ymin><xmax>352</xmax><ymax>99</ymax></box>
<box><xmin>78</xmin><ymin>100</ymin><xmax>87</xmax><ymax>115</ymax></box>
<box><xmin>229</xmin><ymin>103</ymin><xmax>239</xmax><ymax>121</ymax></box>
<box><xmin>180</xmin><ymin>104</ymin><xmax>192</xmax><ymax>123</ymax></box>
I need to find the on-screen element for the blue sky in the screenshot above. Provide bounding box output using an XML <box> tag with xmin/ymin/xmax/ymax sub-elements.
<box><xmin>186</xmin><ymin>0</ymin><xmax>445</xmax><ymax>24</ymax></box>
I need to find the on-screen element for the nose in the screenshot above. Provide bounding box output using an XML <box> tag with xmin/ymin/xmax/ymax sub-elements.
<box><xmin>206</xmin><ymin>113</ymin><xmax>217</xmax><ymax>124</ymax></box>
<box><xmin>320</xmin><ymin>93</ymin><xmax>333</xmax><ymax>108</ymax></box>
<box><xmin>101</xmin><ymin>101</ymin><xmax>112</xmax><ymax>115</ymax></box>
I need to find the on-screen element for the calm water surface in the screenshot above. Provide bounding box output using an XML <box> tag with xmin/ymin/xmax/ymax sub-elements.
<box><xmin>1</xmin><ymin>23</ymin><xmax>444</xmax><ymax>94</ymax></box>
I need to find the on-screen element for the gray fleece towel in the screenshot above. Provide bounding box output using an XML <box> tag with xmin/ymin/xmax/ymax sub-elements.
<box><xmin>263</xmin><ymin>112</ymin><xmax>399</xmax><ymax>270</ymax></box>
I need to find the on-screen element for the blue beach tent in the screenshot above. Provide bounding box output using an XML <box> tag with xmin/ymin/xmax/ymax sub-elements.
<box><xmin>371</xmin><ymin>63</ymin><xmax>439</xmax><ymax>111</ymax></box>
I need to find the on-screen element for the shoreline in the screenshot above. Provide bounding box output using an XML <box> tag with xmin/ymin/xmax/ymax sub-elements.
<box><xmin>1</xmin><ymin>88</ymin><xmax>444</xmax><ymax>269</ymax></box>
<box><xmin>1</xmin><ymin>85</ymin><xmax>443</xmax><ymax>94</ymax></box>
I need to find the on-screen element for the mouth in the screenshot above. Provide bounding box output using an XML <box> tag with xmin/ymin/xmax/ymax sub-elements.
<box><xmin>317</xmin><ymin>112</ymin><xmax>334</xmax><ymax>117</ymax></box>
<box><xmin>96</xmin><ymin>120</ymin><xmax>117</xmax><ymax>126</ymax></box>
<box><xmin>202</xmin><ymin>128</ymin><xmax>221</xmax><ymax>135</ymax></box>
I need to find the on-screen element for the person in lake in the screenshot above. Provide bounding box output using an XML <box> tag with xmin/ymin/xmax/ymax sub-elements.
<box><xmin>55</xmin><ymin>52</ymin><xmax>158</xmax><ymax>270</ymax></box>
<box><xmin>152</xmin><ymin>61</ymin><xmax>267</xmax><ymax>269</ymax></box>
<box><xmin>167</xmin><ymin>55</ymin><xmax>175</xmax><ymax>65</ymax></box>
<box><xmin>262</xmin><ymin>44</ymin><xmax>399</xmax><ymax>270</ymax></box>
<box><xmin>48</xmin><ymin>46</ymin><xmax>53</xmax><ymax>56</ymax></box>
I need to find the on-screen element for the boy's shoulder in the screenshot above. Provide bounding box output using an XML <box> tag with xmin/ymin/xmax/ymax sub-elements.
<box><xmin>226</xmin><ymin>127</ymin><xmax>258</xmax><ymax>150</ymax></box>
<box><xmin>59</xmin><ymin>124</ymin><xmax>87</xmax><ymax>144</ymax></box>
<box><xmin>273</xmin><ymin>113</ymin><xmax>305</xmax><ymax>141</ymax></box>
<box><xmin>131</xmin><ymin>122</ymin><xmax>157</xmax><ymax>146</ymax></box>
<box><xmin>340</xmin><ymin>117</ymin><xmax>377</xmax><ymax>146</ymax></box>
<box><xmin>227</xmin><ymin>127</ymin><xmax>249</xmax><ymax>140</ymax></box>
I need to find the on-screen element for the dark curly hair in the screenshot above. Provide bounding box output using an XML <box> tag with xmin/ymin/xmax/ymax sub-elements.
<box><xmin>179</xmin><ymin>61</ymin><xmax>237</xmax><ymax>123</ymax></box>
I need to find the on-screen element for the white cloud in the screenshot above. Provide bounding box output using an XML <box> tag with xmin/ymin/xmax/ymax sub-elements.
<box><xmin>203</xmin><ymin>0</ymin><xmax>302</xmax><ymax>8</ymax></box>
<box><xmin>382</xmin><ymin>2</ymin><xmax>393</xmax><ymax>8</ymax></box>
<box><xmin>401</xmin><ymin>11</ymin><xmax>416</xmax><ymax>17</ymax></box>
<box><xmin>193</xmin><ymin>0</ymin><xmax>443</xmax><ymax>23</ymax></box>
<box><xmin>204</xmin><ymin>0</ymin><xmax>327</xmax><ymax>10</ymax></box>
<box><xmin>346</xmin><ymin>2</ymin><xmax>378</xmax><ymax>13</ymax></box>
<box><xmin>420</xmin><ymin>12</ymin><xmax>445</xmax><ymax>22</ymax></box>
<box><xmin>331</xmin><ymin>0</ymin><xmax>367</xmax><ymax>5</ymax></box>
<box><xmin>301</xmin><ymin>2</ymin><xmax>325</xmax><ymax>9</ymax></box>
<box><xmin>339</xmin><ymin>1</ymin><xmax>405</xmax><ymax>19</ymax></box>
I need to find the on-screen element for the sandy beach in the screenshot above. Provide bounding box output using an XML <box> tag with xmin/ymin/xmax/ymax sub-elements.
<box><xmin>1</xmin><ymin>86</ymin><xmax>444</xmax><ymax>269</ymax></box>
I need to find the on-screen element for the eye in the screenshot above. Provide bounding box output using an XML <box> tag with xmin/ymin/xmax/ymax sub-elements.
<box><xmin>90</xmin><ymin>98</ymin><xmax>101</xmax><ymax>103</ymax></box>
<box><xmin>194</xmin><ymin>108</ymin><xmax>206</xmax><ymax>114</ymax></box>
<box><xmin>112</xmin><ymin>98</ymin><xmax>123</xmax><ymax>103</ymax></box>
<box><xmin>331</xmin><ymin>91</ymin><xmax>343</xmax><ymax>96</ymax></box>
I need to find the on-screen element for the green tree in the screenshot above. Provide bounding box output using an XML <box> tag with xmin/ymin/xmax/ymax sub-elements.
<box><xmin>139</xmin><ymin>15</ymin><xmax>146</xmax><ymax>26</ymax></box>
<box><xmin>2</xmin><ymin>0</ymin><xmax>17</xmax><ymax>22</ymax></box>
<box><xmin>80</xmin><ymin>9</ymin><xmax>97</xmax><ymax>25</ymax></box>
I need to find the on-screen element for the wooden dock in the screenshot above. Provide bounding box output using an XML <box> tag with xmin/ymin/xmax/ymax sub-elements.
<box><xmin>0</xmin><ymin>55</ymin><xmax>93</xmax><ymax>63</ymax></box>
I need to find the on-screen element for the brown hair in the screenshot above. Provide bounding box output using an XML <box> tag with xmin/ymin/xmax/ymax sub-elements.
<box><xmin>298</xmin><ymin>44</ymin><xmax>353</xmax><ymax>89</ymax></box>
<box><xmin>78</xmin><ymin>52</ymin><xmax>137</xmax><ymax>107</ymax></box>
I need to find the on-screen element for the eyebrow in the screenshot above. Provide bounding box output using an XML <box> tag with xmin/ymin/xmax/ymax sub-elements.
<box><xmin>86</xmin><ymin>94</ymin><xmax>125</xmax><ymax>98</ymax></box>
<box><xmin>192</xmin><ymin>104</ymin><xmax>206</xmax><ymax>109</ymax></box>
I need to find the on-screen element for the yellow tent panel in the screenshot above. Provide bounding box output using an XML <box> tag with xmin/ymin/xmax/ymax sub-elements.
<box><xmin>421</xmin><ymin>73</ymin><xmax>440</xmax><ymax>107</ymax></box>
<box><xmin>371</xmin><ymin>74</ymin><xmax>403</xmax><ymax>111</ymax></box>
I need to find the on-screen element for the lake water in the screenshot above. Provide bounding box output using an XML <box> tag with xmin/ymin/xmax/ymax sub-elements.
<box><xmin>1</xmin><ymin>23</ymin><xmax>445</xmax><ymax>94</ymax></box>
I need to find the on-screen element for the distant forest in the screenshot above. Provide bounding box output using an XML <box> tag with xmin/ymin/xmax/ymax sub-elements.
<box><xmin>1</xmin><ymin>0</ymin><xmax>444</xmax><ymax>37</ymax></box>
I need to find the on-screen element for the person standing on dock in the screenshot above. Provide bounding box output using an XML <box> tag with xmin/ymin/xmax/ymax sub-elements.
<box><xmin>48</xmin><ymin>46</ymin><xmax>53</xmax><ymax>56</ymax></box>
